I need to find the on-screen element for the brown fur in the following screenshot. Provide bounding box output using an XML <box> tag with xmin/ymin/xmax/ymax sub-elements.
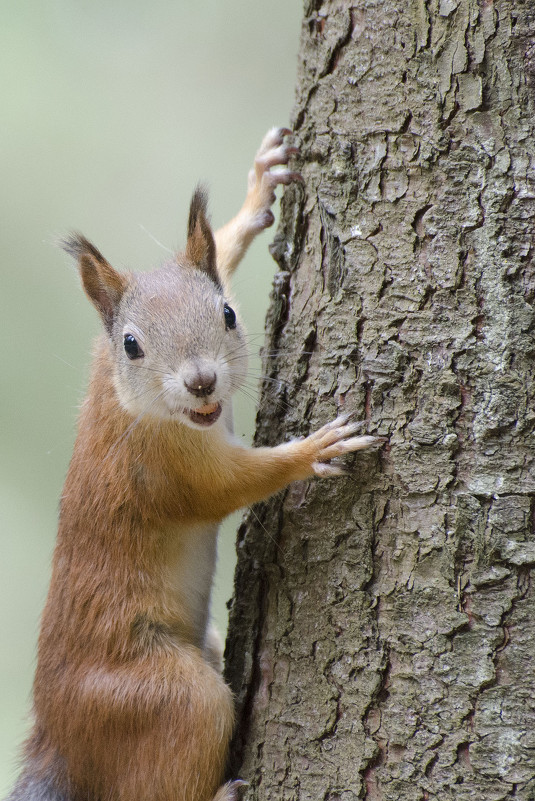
<box><xmin>9</xmin><ymin>130</ymin><xmax>380</xmax><ymax>801</ymax></box>
<box><xmin>185</xmin><ymin>186</ymin><xmax>220</xmax><ymax>289</ymax></box>
<box><xmin>62</xmin><ymin>234</ymin><xmax>129</xmax><ymax>334</ymax></box>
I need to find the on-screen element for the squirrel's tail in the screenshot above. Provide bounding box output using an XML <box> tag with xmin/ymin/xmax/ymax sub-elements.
<box><xmin>7</xmin><ymin>768</ymin><xmax>245</xmax><ymax>801</ymax></box>
<box><xmin>5</xmin><ymin>768</ymin><xmax>69</xmax><ymax>801</ymax></box>
<box><xmin>7</xmin><ymin>775</ymin><xmax>245</xmax><ymax>801</ymax></box>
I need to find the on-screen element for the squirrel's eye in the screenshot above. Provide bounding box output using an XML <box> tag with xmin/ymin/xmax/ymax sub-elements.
<box><xmin>124</xmin><ymin>334</ymin><xmax>144</xmax><ymax>359</ymax></box>
<box><xmin>224</xmin><ymin>303</ymin><xmax>236</xmax><ymax>330</ymax></box>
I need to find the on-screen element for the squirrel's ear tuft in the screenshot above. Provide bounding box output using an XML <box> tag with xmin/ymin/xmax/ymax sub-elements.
<box><xmin>185</xmin><ymin>185</ymin><xmax>220</xmax><ymax>288</ymax></box>
<box><xmin>62</xmin><ymin>234</ymin><xmax>128</xmax><ymax>334</ymax></box>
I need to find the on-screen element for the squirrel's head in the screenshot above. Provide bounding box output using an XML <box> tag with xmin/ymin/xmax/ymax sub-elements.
<box><xmin>63</xmin><ymin>187</ymin><xmax>248</xmax><ymax>431</ymax></box>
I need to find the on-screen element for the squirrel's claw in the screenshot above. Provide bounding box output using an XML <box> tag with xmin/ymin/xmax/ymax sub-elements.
<box><xmin>213</xmin><ymin>781</ymin><xmax>249</xmax><ymax>801</ymax></box>
<box><xmin>244</xmin><ymin>127</ymin><xmax>302</xmax><ymax>232</ymax></box>
<box><xmin>301</xmin><ymin>414</ymin><xmax>385</xmax><ymax>478</ymax></box>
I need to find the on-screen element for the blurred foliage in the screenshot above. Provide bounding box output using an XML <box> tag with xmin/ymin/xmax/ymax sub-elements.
<box><xmin>0</xmin><ymin>0</ymin><xmax>301</xmax><ymax>793</ymax></box>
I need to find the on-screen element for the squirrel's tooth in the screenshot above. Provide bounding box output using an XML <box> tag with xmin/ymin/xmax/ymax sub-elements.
<box><xmin>196</xmin><ymin>402</ymin><xmax>220</xmax><ymax>415</ymax></box>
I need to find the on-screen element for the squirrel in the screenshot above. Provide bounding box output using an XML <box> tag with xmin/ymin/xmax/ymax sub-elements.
<box><xmin>7</xmin><ymin>128</ymin><xmax>381</xmax><ymax>801</ymax></box>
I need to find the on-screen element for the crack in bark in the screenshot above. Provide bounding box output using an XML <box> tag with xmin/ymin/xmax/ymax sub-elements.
<box><xmin>318</xmin><ymin>10</ymin><xmax>353</xmax><ymax>79</ymax></box>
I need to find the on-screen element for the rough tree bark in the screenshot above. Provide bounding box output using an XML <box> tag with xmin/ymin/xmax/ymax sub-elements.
<box><xmin>224</xmin><ymin>2</ymin><xmax>535</xmax><ymax>800</ymax></box>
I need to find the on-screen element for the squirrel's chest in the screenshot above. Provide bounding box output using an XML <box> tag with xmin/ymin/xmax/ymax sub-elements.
<box><xmin>159</xmin><ymin>521</ymin><xmax>219</xmax><ymax>648</ymax></box>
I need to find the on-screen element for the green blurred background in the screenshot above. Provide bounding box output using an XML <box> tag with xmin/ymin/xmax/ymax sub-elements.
<box><xmin>0</xmin><ymin>1</ymin><xmax>301</xmax><ymax>793</ymax></box>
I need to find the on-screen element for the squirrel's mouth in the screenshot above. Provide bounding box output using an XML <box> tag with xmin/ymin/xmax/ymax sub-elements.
<box><xmin>186</xmin><ymin>401</ymin><xmax>222</xmax><ymax>427</ymax></box>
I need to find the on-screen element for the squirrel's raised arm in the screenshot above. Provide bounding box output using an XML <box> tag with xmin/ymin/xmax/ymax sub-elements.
<box><xmin>213</xmin><ymin>127</ymin><xmax>301</xmax><ymax>290</ymax></box>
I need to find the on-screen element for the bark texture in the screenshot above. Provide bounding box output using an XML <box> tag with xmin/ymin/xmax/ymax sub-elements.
<box><xmin>225</xmin><ymin>2</ymin><xmax>535</xmax><ymax>799</ymax></box>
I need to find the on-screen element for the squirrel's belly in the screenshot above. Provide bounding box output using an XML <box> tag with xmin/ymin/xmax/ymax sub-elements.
<box><xmin>160</xmin><ymin>521</ymin><xmax>219</xmax><ymax>649</ymax></box>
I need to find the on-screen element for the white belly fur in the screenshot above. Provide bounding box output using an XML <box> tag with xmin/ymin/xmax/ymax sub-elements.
<box><xmin>163</xmin><ymin>521</ymin><xmax>219</xmax><ymax>650</ymax></box>
<box><xmin>161</xmin><ymin>405</ymin><xmax>233</xmax><ymax>652</ymax></box>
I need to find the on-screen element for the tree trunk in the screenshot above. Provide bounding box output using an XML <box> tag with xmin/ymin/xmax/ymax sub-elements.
<box><xmin>224</xmin><ymin>2</ymin><xmax>535</xmax><ymax>799</ymax></box>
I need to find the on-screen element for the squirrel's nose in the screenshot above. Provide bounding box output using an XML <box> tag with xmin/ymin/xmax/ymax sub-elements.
<box><xmin>184</xmin><ymin>369</ymin><xmax>217</xmax><ymax>398</ymax></box>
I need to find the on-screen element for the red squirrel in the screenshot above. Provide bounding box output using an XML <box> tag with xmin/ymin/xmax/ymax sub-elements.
<box><xmin>8</xmin><ymin>129</ymin><xmax>381</xmax><ymax>801</ymax></box>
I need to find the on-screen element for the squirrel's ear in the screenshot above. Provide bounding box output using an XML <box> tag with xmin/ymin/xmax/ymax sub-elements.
<box><xmin>185</xmin><ymin>186</ymin><xmax>220</xmax><ymax>288</ymax></box>
<box><xmin>63</xmin><ymin>234</ymin><xmax>128</xmax><ymax>334</ymax></box>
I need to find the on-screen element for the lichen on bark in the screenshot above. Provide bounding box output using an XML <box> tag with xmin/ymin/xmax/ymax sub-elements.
<box><xmin>225</xmin><ymin>2</ymin><xmax>535</xmax><ymax>799</ymax></box>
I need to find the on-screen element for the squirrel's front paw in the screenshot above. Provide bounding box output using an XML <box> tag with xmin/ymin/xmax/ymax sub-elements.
<box><xmin>303</xmin><ymin>414</ymin><xmax>385</xmax><ymax>478</ymax></box>
<box><xmin>245</xmin><ymin>127</ymin><xmax>302</xmax><ymax>231</ymax></box>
